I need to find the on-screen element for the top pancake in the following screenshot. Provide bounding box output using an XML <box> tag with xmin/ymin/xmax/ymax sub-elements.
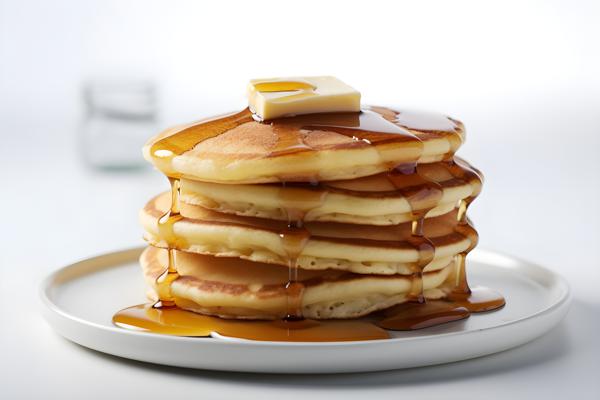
<box><xmin>144</xmin><ymin>106</ymin><xmax>465</xmax><ymax>184</ymax></box>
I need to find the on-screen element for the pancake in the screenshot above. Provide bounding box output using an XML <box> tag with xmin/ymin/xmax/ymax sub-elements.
<box><xmin>143</xmin><ymin>106</ymin><xmax>465</xmax><ymax>184</ymax></box>
<box><xmin>140</xmin><ymin>192</ymin><xmax>475</xmax><ymax>275</ymax></box>
<box><xmin>180</xmin><ymin>159</ymin><xmax>481</xmax><ymax>225</ymax></box>
<box><xmin>141</xmin><ymin>246</ymin><xmax>453</xmax><ymax>320</ymax></box>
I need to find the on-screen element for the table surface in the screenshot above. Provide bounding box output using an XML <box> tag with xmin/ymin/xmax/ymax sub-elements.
<box><xmin>2</xmin><ymin>94</ymin><xmax>599</xmax><ymax>399</ymax></box>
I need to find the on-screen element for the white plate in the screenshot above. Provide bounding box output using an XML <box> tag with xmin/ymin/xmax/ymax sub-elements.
<box><xmin>40</xmin><ymin>247</ymin><xmax>570</xmax><ymax>374</ymax></box>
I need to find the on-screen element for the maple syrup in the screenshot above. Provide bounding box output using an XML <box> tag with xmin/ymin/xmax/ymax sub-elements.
<box><xmin>279</xmin><ymin>220</ymin><xmax>311</xmax><ymax>320</ymax></box>
<box><xmin>149</xmin><ymin>106</ymin><xmax>461</xmax><ymax>167</ymax></box>
<box><xmin>377</xmin><ymin>301</ymin><xmax>470</xmax><ymax>330</ymax></box>
<box><xmin>386</xmin><ymin>162</ymin><xmax>441</xmax><ymax>302</ymax></box>
<box><xmin>114</xmin><ymin>106</ymin><xmax>505</xmax><ymax>341</ymax></box>
<box><xmin>446</xmin><ymin>202</ymin><xmax>505</xmax><ymax>312</ymax></box>
<box><xmin>153</xmin><ymin>177</ymin><xmax>183</xmax><ymax>308</ymax></box>
<box><xmin>114</xmin><ymin>303</ymin><xmax>389</xmax><ymax>341</ymax></box>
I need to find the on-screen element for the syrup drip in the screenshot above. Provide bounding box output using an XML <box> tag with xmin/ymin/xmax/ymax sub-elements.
<box><xmin>277</xmin><ymin>182</ymin><xmax>326</xmax><ymax>320</ymax></box>
<box><xmin>446</xmin><ymin>204</ymin><xmax>505</xmax><ymax>312</ymax></box>
<box><xmin>268</xmin><ymin>109</ymin><xmax>453</xmax><ymax>323</ymax></box>
<box><xmin>279</xmin><ymin>219</ymin><xmax>310</xmax><ymax>320</ymax></box>
<box><xmin>113</xmin><ymin>107</ymin><xmax>505</xmax><ymax>341</ymax></box>
<box><xmin>386</xmin><ymin>162</ymin><xmax>441</xmax><ymax>303</ymax></box>
<box><xmin>444</xmin><ymin>158</ymin><xmax>505</xmax><ymax>312</ymax></box>
<box><xmin>153</xmin><ymin>178</ymin><xmax>183</xmax><ymax>308</ymax></box>
<box><xmin>371</xmin><ymin>161</ymin><xmax>474</xmax><ymax>330</ymax></box>
<box><xmin>405</xmin><ymin>228</ymin><xmax>434</xmax><ymax>303</ymax></box>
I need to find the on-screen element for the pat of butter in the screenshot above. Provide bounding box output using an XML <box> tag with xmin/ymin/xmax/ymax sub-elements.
<box><xmin>247</xmin><ymin>76</ymin><xmax>361</xmax><ymax>120</ymax></box>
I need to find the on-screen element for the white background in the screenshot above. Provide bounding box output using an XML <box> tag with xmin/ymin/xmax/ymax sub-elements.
<box><xmin>1</xmin><ymin>0</ymin><xmax>599</xmax><ymax>399</ymax></box>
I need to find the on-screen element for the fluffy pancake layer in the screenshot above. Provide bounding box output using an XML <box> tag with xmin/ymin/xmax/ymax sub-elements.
<box><xmin>140</xmin><ymin>192</ymin><xmax>473</xmax><ymax>275</ymax></box>
<box><xmin>141</xmin><ymin>246</ymin><xmax>453</xmax><ymax>320</ymax></box>
<box><xmin>143</xmin><ymin>107</ymin><xmax>465</xmax><ymax>184</ymax></box>
<box><xmin>180</xmin><ymin>161</ymin><xmax>479</xmax><ymax>225</ymax></box>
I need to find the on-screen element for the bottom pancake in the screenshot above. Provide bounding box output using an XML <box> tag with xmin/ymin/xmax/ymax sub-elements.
<box><xmin>141</xmin><ymin>247</ymin><xmax>455</xmax><ymax>320</ymax></box>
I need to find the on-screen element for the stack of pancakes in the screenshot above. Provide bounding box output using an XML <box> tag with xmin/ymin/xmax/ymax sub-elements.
<box><xmin>140</xmin><ymin>106</ymin><xmax>482</xmax><ymax>321</ymax></box>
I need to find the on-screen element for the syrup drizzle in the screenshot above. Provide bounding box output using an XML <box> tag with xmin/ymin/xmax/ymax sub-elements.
<box><xmin>277</xmin><ymin>181</ymin><xmax>328</xmax><ymax>320</ymax></box>
<box><xmin>444</xmin><ymin>158</ymin><xmax>505</xmax><ymax>312</ymax></box>
<box><xmin>149</xmin><ymin>107</ymin><xmax>461</xmax><ymax>173</ymax></box>
<box><xmin>153</xmin><ymin>178</ymin><xmax>183</xmax><ymax>308</ymax></box>
<box><xmin>113</xmin><ymin>106</ymin><xmax>504</xmax><ymax>340</ymax></box>
<box><xmin>386</xmin><ymin>162</ymin><xmax>441</xmax><ymax>301</ymax></box>
<box><xmin>279</xmin><ymin>219</ymin><xmax>311</xmax><ymax>320</ymax></box>
<box><xmin>149</xmin><ymin>110</ymin><xmax>254</xmax><ymax>175</ymax></box>
<box><xmin>371</xmin><ymin>161</ymin><xmax>474</xmax><ymax>331</ymax></box>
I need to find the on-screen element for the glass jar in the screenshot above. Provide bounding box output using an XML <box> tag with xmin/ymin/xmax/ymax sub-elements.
<box><xmin>81</xmin><ymin>80</ymin><xmax>158</xmax><ymax>170</ymax></box>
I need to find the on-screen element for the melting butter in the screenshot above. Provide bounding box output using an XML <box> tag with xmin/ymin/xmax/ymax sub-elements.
<box><xmin>247</xmin><ymin>76</ymin><xmax>361</xmax><ymax>120</ymax></box>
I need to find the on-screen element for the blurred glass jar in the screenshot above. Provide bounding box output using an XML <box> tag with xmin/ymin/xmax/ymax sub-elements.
<box><xmin>81</xmin><ymin>80</ymin><xmax>157</xmax><ymax>170</ymax></box>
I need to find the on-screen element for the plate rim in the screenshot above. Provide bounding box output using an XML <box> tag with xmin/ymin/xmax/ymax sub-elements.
<box><xmin>40</xmin><ymin>246</ymin><xmax>571</xmax><ymax>348</ymax></box>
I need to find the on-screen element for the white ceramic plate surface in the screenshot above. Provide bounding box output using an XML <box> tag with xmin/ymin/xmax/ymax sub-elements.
<box><xmin>40</xmin><ymin>247</ymin><xmax>570</xmax><ymax>373</ymax></box>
